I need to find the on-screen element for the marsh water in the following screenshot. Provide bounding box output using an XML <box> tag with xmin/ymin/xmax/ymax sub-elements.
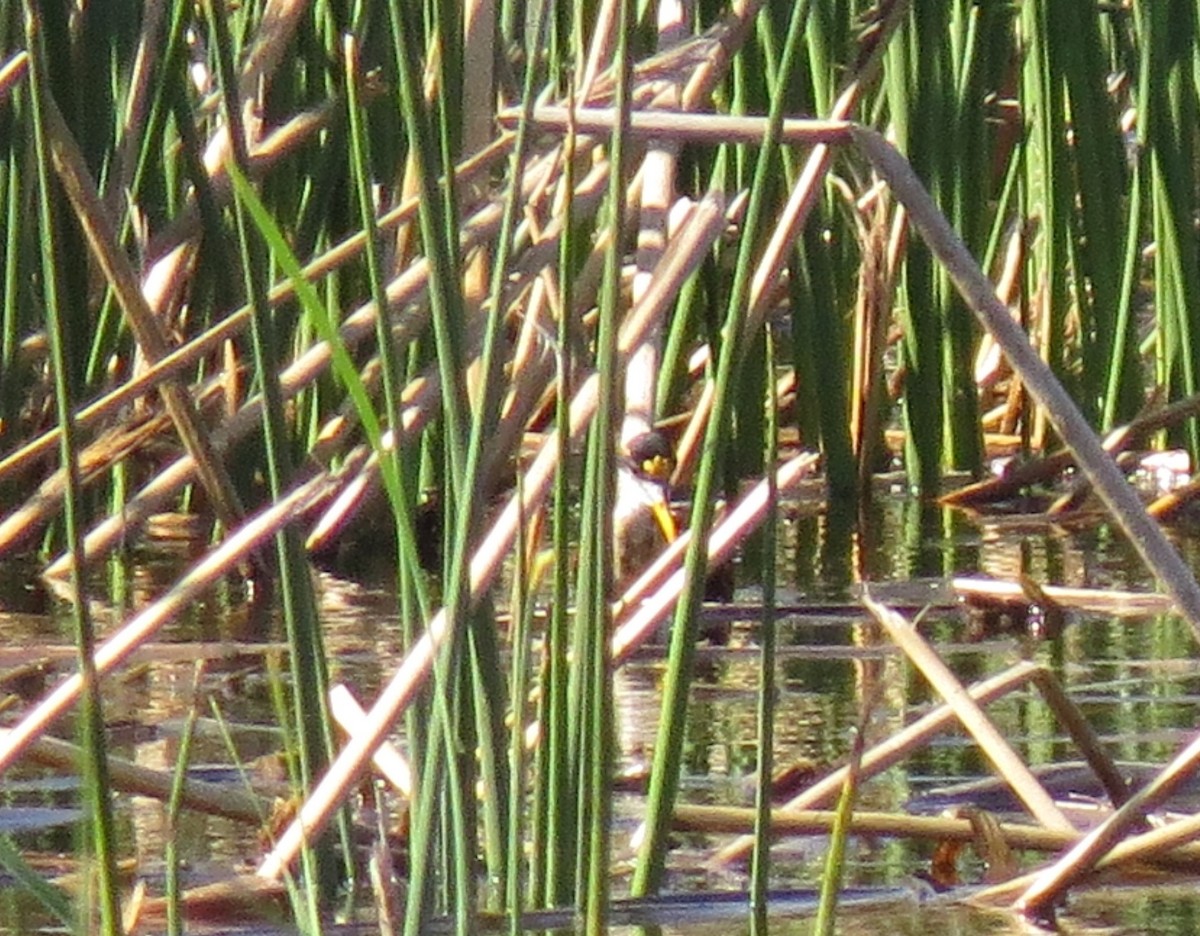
<box><xmin>2</xmin><ymin>485</ymin><xmax>1200</xmax><ymax>934</ymax></box>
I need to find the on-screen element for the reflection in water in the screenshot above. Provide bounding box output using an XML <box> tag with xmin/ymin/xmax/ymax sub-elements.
<box><xmin>0</xmin><ymin>494</ymin><xmax>1199</xmax><ymax>933</ymax></box>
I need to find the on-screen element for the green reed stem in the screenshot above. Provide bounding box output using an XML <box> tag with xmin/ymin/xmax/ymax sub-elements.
<box><xmin>233</xmin><ymin>112</ymin><xmax>473</xmax><ymax>929</ymax></box>
<box><xmin>749</xmin><ymin>327</ymin><xmax>779</xmax><ymax>934</ymax></box>
<box><xmin>342</xmin><ymin>26</ymin><xmax>449</xmax><ymax>914</ymax></box>
<box><xmin>632</xmin><ymin>0</ymin><xmax>812</xmax><ymax>896</ymax></box>
<box><xmin>943</xmin><ymin>1</ymin><xmax>984</xmax><ymax>475</ymax></box>
<box><xmin>1105</xmin><ymin>160</ymin><xmax>1143</xmax><ymax>432</ymax></box>
<box><xmin>466</xmin><ymin>0</ymin><xmax>552</xmax><ymax>899</ymax></box>
<box><xmin>577</xmin><ymin>4</ymin><xmax>632</xmax><ymax>924</ymax></box>
<box><xmin>210</xmin><ymin>0</ymin><xmax>342</xmax><ymax>915</ymax></box>
<box><xmin>507</xmin><ymin>473</ymin><xmax>532</xmax><ymax>931</ymax></box>
<box><xmin>23</xmin><ymin>5</ymin><xmax>120</xmax><ymax>932</ymax></box>
<box><xmin>1021</xmin><ymin>0</ymin><xmax>1074</xmax><ymax>407</ymax></box>
<box><xmin>536</xmin><ymin>85</ymin><xmax>580</xmax><ymax>911</ymax></box>
<box><xmin>405</xmin><ymin>701</ymin><xmax>448</xmax><ymax>927</ymax></box>
<box><xmin>388</xmin><ymin>1</ymin><xmax>469</xmax><ymax>492</ymax></box>
<box><xmin>885</xmin><ymin>9</ymin><xmax>943</xmax><ymax>492</ymax></box>
<box><xmin>470</xmin><ymin>606</ymin><xmax>509</xmax><ymax>905</ymax></box>
<box><xmin>165</xmin><ymin>666</ymin><xmax>203</xmax><ymax>936</ymax></box>
<box><xmin>342</xmin><ymin>33</ymin><xmax>438</xmax><ymax>620</ymax></box>
<box><xmin>813</xmin><ymin>725</ymin><xmax>865</xmax><ymax>935</ymax></box>
<box><xmin>391</xmin><ymin>2</ymin><xmax>513</xmax><ymax>925</ymax></box>
<box><xmin>1</xmin><ymin>143</ymin><xmax>21</xmax><ymax>434</ymax></box>
<box><xmin>1056</xmin><ymin>1</ymin><xmax>1133</xmax><ymax>424</ymax></box>
<box><xmin>1141</xmin><ymin>0</ymin><xmax>1200</xmax><ymax>456</ymax></box>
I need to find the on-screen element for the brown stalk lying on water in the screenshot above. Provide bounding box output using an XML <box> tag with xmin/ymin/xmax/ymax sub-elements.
<box><xmin>966</xmin><ymin>748</ymin><xmax>1200</xmax><ymax>908</ymax></box>
<box><xmin>1010</xmin><ymin>729</ymin><xmax>1200</xmax><ymax>915</ymax></box>
<box><xmin>681</xmin><ymin>803</ymin><xmax>1086</xmax><ymax>855</ymax></box>
<box><xmin>0</xmin><ymin>728</ymin><xmax>270</xmax><ymax>825</ymax></box>
<box><xmin>865</xmin><ymin>598</ymin><xmax>1075</xmax><ymax>833</ymax></box>
<box><xmin>941</xmin><ymin>391</ymin><xmax>1200</xmax><ymax>511</ymax></box>
<box><xmin>710</xmin><ymin>661</ymin><xmax>1045</xmax><ymax>867</ymax></box>
<box><xmin>953</xmin><ymin>576</ymin><xmax>1175</xmax><ymax>617</ymax></box>
<box><xmin>0</xmin><ymin>473</ymin><xmax>337</xmax><ymax>777</ymax></box>
<box><xmin>842</xmin><ymin>601</ymin><xmax>1200</xmax><ymax>911</ymax></box>
<box><xmin>710</xmin><ymin>603</ymin><xmax>1200</xmax><ymax>893</ymax></box>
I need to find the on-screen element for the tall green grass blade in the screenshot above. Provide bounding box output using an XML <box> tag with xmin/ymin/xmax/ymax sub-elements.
<box><xmin>574</xmin><ymin>4</ymin><xmax>634</xmax><ymax>925</ymax></box>
<box><xmin>23</xmin><ymin>5</ymin><xmax>120</xmax><ymax>932</ymax></box>
<box><xmin>165</xmin><ymin>667</ymin><xmax>203</xmax><ymax>936</ymax></box>
<box><xmin>749</xmin><ymin>326</ymin><xmax>779</xmax><ymax>934</ymax></box>
<box><xmin>632</xmin><ymin>0</ymin><xmax>812</xmax><ymax>896</ymax></box>
<box><xmin>210</xmin><ymin>1</ymin><xmax>343</xmax><ymax>916</ymax></box>
<box><xmin>813</xmin><ymin>726</ymin><xmax>864</xmax><ymax>935</ymax></box>
<box><xmin>0</xmin><ymin>835</ymin><xmax>73</xmax><ymax>930</ymax></box>
<box><xmin>536</xmin><ymin>92</ymin><xmax>580</xmax><ymax>912</ymax></box>
<box><xmin>389</xmin><ymin>2</ymin><xmax>509</xmax><ymax>925</ymax></box>
<box><xmin>1055</xmin><ymin>1</ymin><xmax>1134</xmax><ymax>424</ymax></box>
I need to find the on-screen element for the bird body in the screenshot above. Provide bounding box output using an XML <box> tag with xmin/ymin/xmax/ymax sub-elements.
<box><xmin>614</xmin><ymin>432</ymin><xmax>677</xmax><ymax>588</ymax></box>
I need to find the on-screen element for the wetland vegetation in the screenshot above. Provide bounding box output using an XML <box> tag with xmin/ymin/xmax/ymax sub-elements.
<box><xmin>4</xmin><ymin>0</ymin><xmax>1200</xmax><ymax>934</ymax></box>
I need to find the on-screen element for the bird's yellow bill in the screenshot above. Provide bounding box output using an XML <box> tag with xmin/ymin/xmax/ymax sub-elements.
<box><xmin>640</xmin><ymin>453</ymin><xmax>675</xmax><ymax>483</ymax></box>
<box><xmin>649</xmin><ymin>500</ymin><xmax>677</xmax><ymax>544</ymax></box>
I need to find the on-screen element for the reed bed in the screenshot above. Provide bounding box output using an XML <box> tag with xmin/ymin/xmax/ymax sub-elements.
<box><xmin>2</xmin><ymin>0</ymin><xmax>1200</xmax><ymax>933</ymax></box>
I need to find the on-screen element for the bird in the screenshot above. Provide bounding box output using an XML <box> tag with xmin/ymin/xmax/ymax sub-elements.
<box><xmin>614</xmin><ymin>430</ymin><xmax>678</xmax><ymax>588</ymax></box>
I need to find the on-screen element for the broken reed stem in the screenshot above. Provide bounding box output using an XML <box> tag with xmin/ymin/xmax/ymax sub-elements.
<box><xmin>710</xmin><ymin>660</ymin><xmax>1045</xmax><ymax>867</ymax></box>
<box><xmin>678</xmin><ymin>804</ymin><xmax>1080</xmax><ymax>853</ymax></box>
<box><xmin>865</xmin><ymin>596</ymin><xmax>1074</xmax><ymax>833</ymax></box>
<box><xmin>0</xmin><ymin>729</ymin><xmax>270</xmax><ymax>824</ymax></box>
<box><xmin>1027</xmin><ymin>670</ymin><xmax>1131</xmax><ymax>808</ymax></box>
<box><xmin>41</xmin><ymin>92</ymin><xmax>246</xmax><ymax>533</ymax></box>
<box><xmin>0</xmin><ymin>473</ymin><xmax>336</xmax><ymax>776</ymax></box>
<box><xmin>41</xmin><ymin>155</ymin><xmax>614</xmax><ymax>576</ymax></box>
<box><xmin>1015</xmin><ymin>730</ymin><xmax>1200</xmax><ymax>916</ymax></box>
